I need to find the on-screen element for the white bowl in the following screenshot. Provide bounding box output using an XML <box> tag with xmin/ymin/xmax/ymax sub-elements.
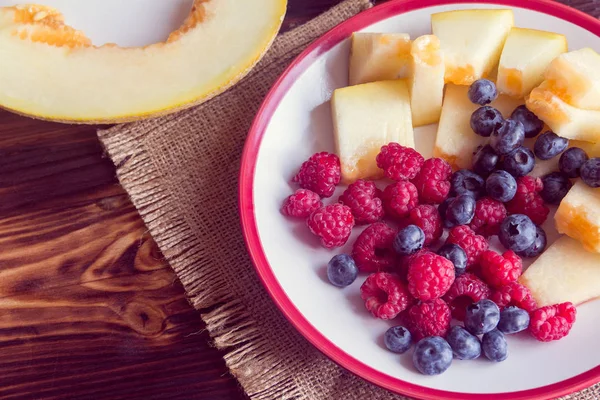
<box><xmin>241</xmin><ymin>1</ymin><xmax>600</xmax><ymax>399</ymax></box>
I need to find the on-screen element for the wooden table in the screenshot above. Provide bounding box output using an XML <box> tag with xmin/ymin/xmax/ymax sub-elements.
<box><xmin>2</xmin><ymin>0</ymin><xmax>597</xmax><ymax>399</ymax></box>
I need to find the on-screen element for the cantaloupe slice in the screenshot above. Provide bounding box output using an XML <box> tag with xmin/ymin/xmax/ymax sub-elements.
<box><xmin>332</xmin><ymin>80</ymin><xmax>414</xmax><ymax>183</ymax></box>
<box><xmin>431</xmin><ymin>9</ymin><xmax>514</xmax><ymax>85</ymax></box>
<box><xmin>555</xmin><ymin>180</ymin><xmax>600</xmax><ymax>253</ymax></box>
<box><xmin>520</xmin><ymin>236</ymin><xmax>600</xmax><ymax>307</ymax></box>
<box><xmin>544</xmin><ymin>48</ymin><xmax>600</xmax><ymax>111</ymax></box>
<box><xmin>496</xmin><ymin>27</ymin><xmax>567</xmax><ymax>98</ymax></box>
<box><xmin>0</xmin><ymin>1</ymin><xmax>286</xmax><ymax>123</ymax></box>
<box><xmin>348</xmin><ymin>33</ymin><xmax>412</xmax><ymax>86</ymax></box>
<box><xmin>526</xmin><ymin>81</ymin><xmax>600</xmax><ymax>142</ymax></box>
<box><xmin>409</xmin><ymin>35</ymin><xmax>445</xmax><ymax>127</ymax></box>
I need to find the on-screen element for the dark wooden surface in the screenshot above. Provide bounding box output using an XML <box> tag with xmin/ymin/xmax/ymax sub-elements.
<box><xmin>0</xmin><ymin>1</ymin><xmax>348</xmax><ymax>399</ymax></box>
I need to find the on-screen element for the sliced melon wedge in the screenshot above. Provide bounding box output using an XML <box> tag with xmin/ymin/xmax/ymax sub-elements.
<box><xmin>497</xmin><ymin>27</ymin><xmax>567</xmax><ymax>98</ymax></box>
<box><xmin>555</xmin><ymin>180</ymin><xmax>600</xmax><ymax>253</ymax></box>
<box><xmin>348</xmin><ymin>33</ymin><xmax>412</xmax><ymax>86</ymax></box>
<box><xmin>526</xmin><ymin>81</ymin><xmax>600</xmax><ymax>142</ymax></box>
<box><xmin>0</xmin><ymin>1</ymin><xmax>286</xmax><ymax>123</ymax></box>
<box><xmin>431</xmin><ymin>9</ymin><xmax>514</xmax><ymax>85</ymax></box>
<box><xmin>332</xmin><ymin>80</ymin><xmax>414</xmax><ymax>184</ymax></box>
<box><xmin>520</xmin><ymin>236</ymin><xmax>600</xmax><ymax>307</ymax></box>
<box><xmin>544</xmin><ymin>48</ymin><xmax>600</xmax><ymax>111</ymax></box>
<box><xmin>409</xmin><ymin>35</ymin><xmax>445</xmax><ymax>127</ymax></box>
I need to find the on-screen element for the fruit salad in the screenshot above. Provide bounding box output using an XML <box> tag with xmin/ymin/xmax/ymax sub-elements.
<box><xmin>281</xmin><ymin>8</ymin><xmax>600</xmax><ymax>376</ymax></box>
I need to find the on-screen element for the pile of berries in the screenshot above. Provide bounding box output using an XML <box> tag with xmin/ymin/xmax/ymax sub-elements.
<box><xmin>282</xmin><ymin>79</ymin><xmax>579</xmax><ymax>376</ymax></box>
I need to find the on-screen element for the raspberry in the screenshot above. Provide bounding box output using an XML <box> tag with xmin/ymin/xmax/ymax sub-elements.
<box><xmin>404</xmin><ymin>205</ymin><xmax>443</xmax><ymax>246</ymax></box>
<box><xmin>360</xmin><ymin>272</ymin><xmax>410</xmax><ymax>319</ymax></box>
<box><xmin>407</xmin><ymin>251</ymin><xmax>455</xmax><ymax>301</ymax></box>
<box><xmin>376</xmin><ymin>143</ymin><xmax>424</xmax><ymax>181</ymax></box>
<box><xmin>479</xmin><ymin>250</ymin><xmax>522</xmax><ymax>289</ymax></box>
<box><xmin>446</xmin><ymin>225</ymin><xmax>489</xmax><ymax>269</ymax></box>
<box><xmin>490</xmin><ymin>282</ymin><xmax>537</xmax><ymax>312</ymax></box>
<box><xmin>352</xmin><ymin>222</ymin><xmax>396</xmax><ymax>273</ymax></box>
<box><xmin>281</xmin><ymin>189</ymin><xmax>323</xmax><ymax>218</ymax></box>
<box><xmin>443</xmin><ymin>273</ymin><xmax>491</xmax><ymax>321</ymax></box>
<box><xmin>306</xmin><ymin>204</ymin><xmax>354</xmax><ymax>248</ymax></box>
<box><xmin>339</xmin><ymin>180</ymin><xmax>384</xmax><ymax>224</ymax></box>
<box><xmin>529</xmin><ymin>302</ymin><xmax>577</xmax><ymax>342</ymax></box>
<box><xmin>292</xmin><ymin>152</ymin><xmax>341</xmax><ymax>198</ymax></box>
<box><xmin>506</xmin><ymin>176</ymin><xmax>550</xmax><ymax>226</ymax></box>
<box><xmin>405</xmin><ymin>298</ymin><xmax>451</xmax><ymax>341</ymax></box>
<box><xmin>469</xmin><ymin>197</ymin><xmax>507</xmax><ymax>237</ymax></box>
<box><xmin>411</xmin><ymin>158</ymin><xmax>452</xmax><ymax>204</ymax></box>
<box><xmin>381</xmin><ymin>181</ymin><xmax>419</xmax><ymax>220</ymax></box>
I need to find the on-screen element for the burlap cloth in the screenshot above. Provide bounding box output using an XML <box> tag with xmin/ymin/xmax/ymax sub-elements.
<box><xmin>97</xmin><ymin>0</ymin><xmax>600</xmax><ymax>398</ymax></box>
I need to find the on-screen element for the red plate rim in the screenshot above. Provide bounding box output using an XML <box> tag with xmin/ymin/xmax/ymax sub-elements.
<box><xmin>239</xmin><ymin>0</ymin><xmax>600</xmax><ymax>398</ymax></box>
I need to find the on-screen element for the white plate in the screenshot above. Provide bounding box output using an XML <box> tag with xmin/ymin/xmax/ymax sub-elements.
<box><xmin>240</xmin><ymin>1</ymin><xmax>600</xmax><ymax>399</ymax></box>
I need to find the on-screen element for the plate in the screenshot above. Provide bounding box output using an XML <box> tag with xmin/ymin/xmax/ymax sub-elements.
<box><xmin>246</xmin><ymin>1</ymin><xmax>600</xmax><ymax>399</ymax></box>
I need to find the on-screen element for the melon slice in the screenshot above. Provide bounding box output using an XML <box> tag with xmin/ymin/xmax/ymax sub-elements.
<box><xmin>555</xmin><ymin>180</ymin><xmax>600</xmax><ymax>253</ymax></box>
<box><xmin>0</xmin><ymin>1</ymin><xmax>286</xmax><ymax>123</ymax></box>
<box><xmin>544</xmin><ymin>48</ymin><xmax>600</xmax><ymax>111</ymax></box>
<box><xmin>409</xmin><ymin>35</ymin><xmax>445</xmax><ymax>127</ymax></box>
<box><xmin>431</xmin><ymin>9</ymin><xmax>514</xmax><ymax>85</ymax></box>
<box><xmin>520</xmin><ymin>236</ymin><xmax>600</xmax><ymax>307</ymax></box>
<box><xmin>331</xmin><ymin>80</ymin><xmax>414</xmax><ymax>184</ymax></box>
<box><xmin>497</xmin><ymin>27</ymin><xmax>567</xmax><ymax>98</ymax></box>
<box><xmin>434</xmin><ymin>84</ymin><xmax>523</xmax><ymax>170</ymax></box>
<box><xmin>348</xmin><ymin>32</ymin><xmax>412</xmax><ymax>86</ymax></box>
<box><xmin>526</xmin><ymin>81</ymin><xmax>600</xmax><ymax>142</ymax></box>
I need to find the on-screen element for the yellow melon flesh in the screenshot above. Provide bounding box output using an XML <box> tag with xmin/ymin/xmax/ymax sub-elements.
<box><xmin>520</xmin><ymin>236</ymin><xmax>600</xmax><ymax>307</ymax></box>
<box><xmin>555</xmin><ymin>180</ymin><xmax>600</xmax><ymax>253</ymax></box>
<box><xmin>526</xmin><ymin>81</ymin><xmax>600</xmax><ymax>142</ymax></box>
<box><xmin>0</xmin><ymin>1</ymin><xmax>286</xmax><ymax>123</ymax></box>
<box><xmin>409</xmin><ymin>35</ymin><xmax>445</xmax><ymax>127</ymax></box>
<box><xmin>497</xmin><ymin>27</ymin><xmax>567</xmax><ymax>98</ymax></box>
<box><xmin>431</xmin><ymin>9</ymin><xmax>514</xmax><ymax>85</ymax></box>
<box><xmin>332</xmin><ymin>80</ymin><xmax>414</xmax><ymax>183</ymax></box>
<box><xmin>348</xmin><ymin>33</ymin><xmax>412</xmax><ymax>86</ymax></box>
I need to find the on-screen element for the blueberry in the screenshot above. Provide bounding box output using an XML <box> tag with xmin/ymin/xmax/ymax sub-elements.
<box><xmin>468</xmin><ymin>79</ymin><xmax>498</xmax><ymax>105</ymax></box>
<box><xmin>450</xmin><ymin>169</ymin><xmax>485</xmax><ymax>198</ymax></box>
<box><xmin>534</xmin><ymin>131</ymin><xmax>569</xmax><ymax>160</ymax></box>
<box><xmin>486</xmin><ymin>170</ymin><xmax>517</xmax><ymax>202</ymax></box>
<box><xmin>327</xmin><ymin>254</ymin><xmax>358</xmax><ymax>288</ymax></box>
<box><xmin>470</xmin><ymin>106</ymin><xmax>504</xmax><ymax>137</ymax></box>
<box><xmin>490</xmin><ymin>119</ymin><xmax>525</xmax><ymax>156</ymax></box>
<box><xmin>498</xmin><ymin>306</ymin><xmax>530</xmax><ymax>334</ymax></box>
<box><xmin>559</xmin><ymin>147</ymin><xmax>589</xmax><ymax>178</ymax></box>
<box><xmin>438</xmin><ymin>197</ymin><xmax>455</xmax><ymax>229</ymax></box>
<box><xmin>499</xmin><ymin>214</ymin><xmax>537</xmax><ymax>253</ymax></box>
<box><xmin>412</xmin><ymin>336</ymin><xmax>453</xmax><ymax>375</ymax></box>
<box><xmin>502</xmin><ymin>146</ymin><xmax>535</xmax><ymax>178</ymax></box>
<box><xmin>472</xmin><ymin>145</ymin><xmax>500</xmax><ymax>177</ymax></box>
<box><xmin>482</xmin><ymin>329</ymin><xmax>508</xmax><ymax>362</ymax></box>
<box><xmin>510</xmin><ymin>105</ymin><xmax>544</xmax><ymax>138</ymax></box>
<box><xmin>540</xmin><ymin>172</ymin><xmax>572</xmax><ymax>204</ymax></box>
<box><xmin>517</xmin><ymin>225</ymin><xmax>547</xmax><ymax>258</ymax></box>
<box><xmin>464</xmin><ymin>299</ymin><xmax>500</xmax><ymax>335</ymax></box>
<box><xmin>445</xmin><ymin>195</ymin><xmax>476</xmax><ymax>227</ymax></box>
<box><xmin>394</xmin><ymin>225</ymin><xmax>425</xmax><ymax>255</ymax></box>
<box><xmin>446</xmin><ymin>326</ymin><xmax>481</xmax><ymax>360</ymax></box>
<box><xmin>384</xmin><ymin>326</ymin><xmax>412</xmax><ymax>354</ymax></box>
<box><xmin>437</xmin><ymin>243</ymin><xmax>467</xmax><ymax>276</ymax></box>
<box><xmin>580</xmin><ymin>158</ymin><xmax>600</xmax><ymax>188</ymax></box>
